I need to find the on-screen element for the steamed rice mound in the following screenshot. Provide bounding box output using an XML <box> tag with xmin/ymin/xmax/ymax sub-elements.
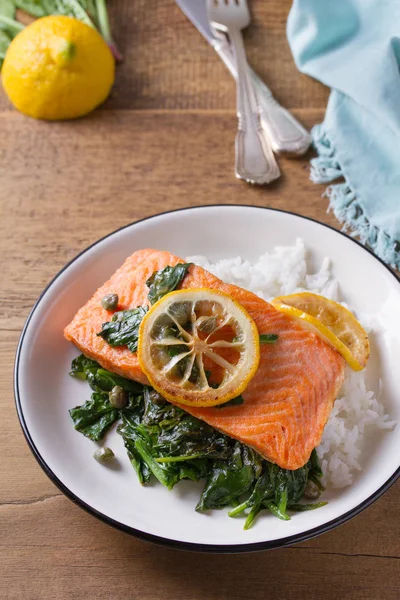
<box><xmin>187</xmin><ymin>240</ymin><xmax>396</xmax><ymax>488</ymax></box>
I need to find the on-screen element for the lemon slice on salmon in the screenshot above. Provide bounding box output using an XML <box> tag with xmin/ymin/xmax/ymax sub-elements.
<box><xmin>272</xmin><ymin>292</ymin><xmax>370</xmax><ymax>371</ymax></box>
<box><xmin>138</xmin><ymin>289</ymin><xmax>260</xmax><ymax>407</ymax></box>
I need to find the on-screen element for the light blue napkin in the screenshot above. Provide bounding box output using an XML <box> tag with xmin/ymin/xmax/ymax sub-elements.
<box><xmin>287</xmin><ymin>0</ymin><xmax>400</xmax><ymax>268</ymax></box>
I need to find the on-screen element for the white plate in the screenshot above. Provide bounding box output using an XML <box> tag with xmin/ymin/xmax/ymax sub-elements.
<box><xmin>15</xmin><ymin>206</ymin><xmax>400</xmax><ymax>552</ymax></box>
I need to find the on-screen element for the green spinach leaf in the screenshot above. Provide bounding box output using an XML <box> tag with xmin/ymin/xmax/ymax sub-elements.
<box><xmin>117</xmin><ymin>413</ymin><xmax>151</xmax><ymax>484</ymax></box>
<box><xmin>196</xmin><ymin>443</ymin><xmax>260</xmax><ymax>511</ymax></box>
<box><xmin>127</xmin><ymin>388</ymin><xmax>232</xmax><ymax>463</ymax></box>
<box><xmin>117</xmin><ymin>399</ymin><xmax>209</xmax><ymax>489</ymax></box>
<box><xmin>69</xmin><ymin>357</ymin><xmax>327</xmax><ymax>528</ymax></box>
<box><xmin>146</xmin><ymin>263</ymin><xmax>192</xmax><ymax>305</ymax></box>
<box><xmin>69</xmin><ymin>392</ymin><xmax>118</xmax><ymax>441</ymax></box>
<box><xmin>228</xmin><ymin>456</ymin><xmax>318</xmax><ymax>527</ymax></box>
<box><xmin>97</xmin><ymin>306</ymin><xmax>147</xmax><ymax>352</ymax></box>
<box><xmin>69</xmin><ymin>354</ymin><xmax>145</xmax><ymax>441</ymax></box>
<box><xmin>276</xmin><ymin>464</ymin><xmax>309</xmax><ymax>506</ymax></box>
<box><xmin>69</xmin><ymin>353</ymin><xmax>143</xmax><ymax>393</ymax></box>
<box><xmin>156</xmin><ymin>414</ymin><xmax>232</xmax><ymax>460</ymax></box>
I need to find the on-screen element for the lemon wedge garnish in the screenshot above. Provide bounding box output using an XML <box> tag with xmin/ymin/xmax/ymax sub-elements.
<box><xmin>138</xmin><ymin>288</ymin><xmax>260</xmax><ymax>407</ymax></box>
<box><xmin>272</xmin><ymin>292</ymin><xmax>370</xmax><ymax>371</ymax></box>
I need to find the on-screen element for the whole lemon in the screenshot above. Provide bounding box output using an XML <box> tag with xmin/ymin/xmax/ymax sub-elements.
<box><xmin>2</xmin><ymin>16</ymin><xmax>115</xmax><ymax>120</ymax></box>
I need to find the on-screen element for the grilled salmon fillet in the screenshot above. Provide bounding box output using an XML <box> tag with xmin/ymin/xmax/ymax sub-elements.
<box><xmin>64</xmin><ymin>249</ymin><xmax>345</xmax><ymax>470</ymax></box>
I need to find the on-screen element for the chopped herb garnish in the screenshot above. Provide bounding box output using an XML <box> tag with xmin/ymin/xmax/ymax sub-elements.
<box><xmin>97</xmin><ymin>306</ymin><xmax>147</xmax><ymax>352</ymax></box>
<box><xmin>146</xmin><ymin>263</ymin><xmax>192</xmax><ymax>305</ymax></box>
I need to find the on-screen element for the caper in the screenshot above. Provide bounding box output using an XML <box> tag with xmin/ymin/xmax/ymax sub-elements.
<box><xmin>304</xmin><ymin>479</ymin><xmax>321</xmax><ymax>500</ymax></box>
<box><xmin>101</xmin><ymin>293</ymin><xmax>119</xmax><ymax>311</ymax></box>
<box><xmin>109</xmin><ymin>385</ymin><xmax>128</xmax><ymax>409</ymax></box>
<box><xmin>93</xmin><ymin>447</ymin><xmax>115</xmax><ymax>464</ymax></box>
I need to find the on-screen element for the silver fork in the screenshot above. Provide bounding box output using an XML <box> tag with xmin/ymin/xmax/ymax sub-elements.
<box><xmin>207</xmin><ymin>0</ymin><xmax>280</xmax><ymax>185</ymax></box>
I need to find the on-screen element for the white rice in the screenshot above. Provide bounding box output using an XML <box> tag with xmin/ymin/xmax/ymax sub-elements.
<box><xmin>186</xmin><ymin>240</ymin><xmax>396</xmax><ymax>488</ymax></box>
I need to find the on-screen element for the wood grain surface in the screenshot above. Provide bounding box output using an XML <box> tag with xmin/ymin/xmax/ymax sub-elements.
<box><xmin>0</xmin><ymin>2</ymin><xmax>398</xmax><ymax>599</ymax></box>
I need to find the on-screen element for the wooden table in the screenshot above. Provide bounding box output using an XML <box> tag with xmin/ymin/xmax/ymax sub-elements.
<box><xmin>1</xmin><ymin>2</ymin><xmax>399</xmax><ymax>598</ymax></box>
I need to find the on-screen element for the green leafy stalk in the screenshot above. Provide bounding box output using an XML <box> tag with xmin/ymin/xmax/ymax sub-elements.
<box><xmin>276</xmin><ymin>485</ymin><xmax>288</xmax><ymax>517</ymax></box>
<box><xmin>84</xmin><ymin>0</ymin><xmax>97</xmax><ymax>19</ymax></box>
<box><xmin>289</xmin><ymin>502</ymin><xmax>328</xmax><ymax>512</ymax></box>
<box><xmin>244</xmin><ymin>504</ymin><xmax>263</xmax><ymax>530</ymax></box>
<box><xmin>7</xmin><ymin>0</ymin><xmax>122</xmax><ymax>62</ymax></box>
<box><xmin>265</xmin><ymin>501</ymin><xmax>291</xmax><ymax>521</ymax></box>
<box><xmin>0</xmin><ymin>29</ymin><xmax>11</xmax><ymax>66</ymax></box>
<box><xmin>0</xmin><ymin>11</ymin><xmax>23</xmax><ymax>66</ymax></box>
<box><xmin>0</xmin><ymin>0</ymin><xmax>16</xmax><ymax>19</ymax></box>
<box><xmin>94</xmin><ymin>0</ymin><xmax>122</xmax><ymax>61</ymax></box>
<box><xmin>14</xmin><ymin>0</ymin><xmax>48</xmax><ymax>16</ymax></box>
<box><xmin>155</xmin><ymin>453</ymin><xmax>207</xmax><ymax>463</ymax></box>
<box><xmin>40</xmin><ymin>1</ymin><xmax>59</xmax><ymax>14</ymax></box>
<box><xmin>228</xmin><ymin>500</ymin><xmax>248</xmax><ymax>518</ymax></box>
<box><xmin>0</xmin><ymin>14</ymin><xmax>24</xmax><ymax>33</ymax></box>
<box><xmin>55</xmin><ymin>0</ymin><xmax>95</xmax><ymax>27</ymax></box>
<box><xmin>134</xmin><ymin>439</ymin><xmax>178</xmax><ymax>490</ymax></box>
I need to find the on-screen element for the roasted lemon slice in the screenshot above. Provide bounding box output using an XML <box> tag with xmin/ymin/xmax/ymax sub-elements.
<box><xmin>138</xmin><ymin>288</ymin><xmax>260</xmax><ymax>407</ymax></box>
<box><xmin>272</xmin><ymin>292</ymin><xmax>370</xmax><ymax>371</ymax></box>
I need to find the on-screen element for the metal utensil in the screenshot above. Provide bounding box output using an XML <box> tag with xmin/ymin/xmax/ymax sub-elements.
<box><xmin>207</xmin><ymin>0</ymin><xmax>280</xmax><ymax>184</ymax></box>
<box><xmin>176</xmin><ymin>0</ymin><xmax>311</xmax><ymax>156</ymax></box>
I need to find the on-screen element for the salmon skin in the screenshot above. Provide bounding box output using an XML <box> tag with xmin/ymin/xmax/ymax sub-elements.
<box><xmin>64</xmin><ymin>249</ymin><xmax>345</xmax><ymax>470</ymax></box>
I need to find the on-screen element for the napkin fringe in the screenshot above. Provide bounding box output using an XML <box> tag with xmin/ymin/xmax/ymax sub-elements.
<box><xmin>310</xmin><ymin>124</ymin><xmax>399</xmax><ymax>270</ymax></box>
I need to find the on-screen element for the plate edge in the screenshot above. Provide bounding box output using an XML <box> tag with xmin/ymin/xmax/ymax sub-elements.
<box><xmin>13</xmin><ymin>204</ymin><xmax>400</xmax><ymax>553</ymax></box>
